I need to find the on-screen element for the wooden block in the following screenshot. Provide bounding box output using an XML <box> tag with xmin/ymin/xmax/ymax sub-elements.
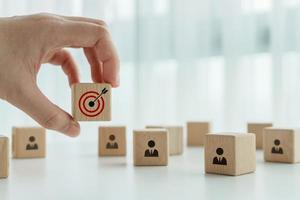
<box><xmin>0</xmin><ymin>136</ymin><xmax>8</xmax><ymax>178</ymax></box>
<box><xmin>187</xmin><ymin>122</ymin><xmax>210</xmax><ymax>146</ymax></box>
<box><xmin>99</xmin><ymin>126</ymin><xmax>126</xmax><ymax>156</ymax></box>
<box><xmin>205</xmin><ymin>133</ymin><xmax>256</xmax><ymax>176</ymax></box>
<box><xmin>12</xmin><ymin>127</ymin><xmax>46</xmax><ymax>158</ymax></box>
<box><xmin>263</xmin><ymin>127</ymin><xmax>300</xmax><ymax>163</ymax></box>
<box><xmin>133</xmin><ymin>129</ymin><xmax>169</xmax><ymax>166</ymax></box>
<box><xmin>71</xmin><ymin>83</ymin><xmax>111</xmax><ymax>121</ymax></box>
<box><xmin>248</xmin><ymin>123</ymin><xmax>273</xmax><ymax>149</ymax></box>
<box><xmin>146</xmin><ymin>125</ymin><xmax>183</xmax><ymax>155</ymax></box>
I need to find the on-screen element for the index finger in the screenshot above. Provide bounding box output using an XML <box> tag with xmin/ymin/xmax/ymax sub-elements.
<box><xmin>49</xmin><ymin>16</ymin><xmax>119</xmax><ymax>87</ymax></box>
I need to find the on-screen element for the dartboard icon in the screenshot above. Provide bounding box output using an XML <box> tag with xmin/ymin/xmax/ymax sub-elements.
<box><xmin>78</xmin><ymin>88</ymin><xmax>108</xmax><ymax>117</ymax></box>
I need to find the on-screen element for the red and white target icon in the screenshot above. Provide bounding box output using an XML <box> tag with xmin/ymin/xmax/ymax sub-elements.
<box><xmin>78</xmin><ymin>88</ymin><xmax>108</xmax><ymax>117</ymax></box>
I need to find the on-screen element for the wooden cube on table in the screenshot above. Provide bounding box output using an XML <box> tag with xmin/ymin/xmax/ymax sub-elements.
<box><xmin>187</xmin><ymin>122</ymin><xmax>210</xmax><ymax>146</ymax></box>
<box><xmin>146</xmin><ymin>125</ymin><xmax>183</xmax><ymax>155</ymax></box>
<box><xmin>205</xmin><ymin>133</ymin><xmax>256</xmax><ymax>176</ymax></box>
<box><xmin>99</xmin><ymin>126</ymin><xmax>126</xmax><ymax>156</ymax></box>
<box><xmin>12</xmin><ymin>127</ymin><xmax>46</xmax><ymax>158</ymax></box>
<box><xmin>263</xmin><ymin>128</ymin><xmax>300</xmax><ymax>163</ymax></box>
<box><xmin>133</xmin><ymin>129</ymin><xmax>169</xmax><ymax>166</ymax></box>
<box><xmin>72</xmin><ymin>83</ymin><xmax>111</xmax><ymax>121</ymax></box>
<box><xmin>0</xmin><ymin>136</ymin><xmax>8</xmax><ymax>178</ymax></box>
<box><xmin>247</xmin><ymin>122</ymin><xmax>273</xmax><ymax>149</ymax></box>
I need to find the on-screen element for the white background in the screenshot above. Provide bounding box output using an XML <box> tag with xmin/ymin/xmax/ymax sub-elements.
<box><xmin>1</xmin><ymin>0</ymin><xmax>300</xmax><ymax>199</ymax></box>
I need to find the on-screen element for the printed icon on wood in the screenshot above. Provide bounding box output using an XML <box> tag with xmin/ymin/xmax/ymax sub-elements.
<box><xmin>72</xmin><ymin>83</ymin><xmax>111</xmax><ymax>121</ymax></box>
<box><xmin>99</xmin><ymin>126</ymin><xmax>126</xmax><ymax>156</ymax></box>
<box><xmin>213</xmin><ymin>147</ymin><xmax>227</xmax><ymax>165</ymax></box>
<box><xmin>133</xmin><ymin>129</ymin><xmax>169</xmax><ymax>166</ymax></box>
<box><xmin>271</xmin><ymin>139</ymin><xmax>283</xmax><ymax>154</ymax></box>
<box><xmin>144</xmin><ymin>140</ymin><xmax>159</xmax><ymax>157</ymax></box>
<box><xmin>205</xmin><ymin>133</ymin><xmax>256</xmax><ymax>176</ymax></box>
<box><xmin>26</xmin><ymin>136</ymin><xmax>38</xmax><ymax>150</ymax></box>
<box><xmin>106</xmin><ymin>134</ymin><xmax>119</xmax><ymax>149</ymax></box>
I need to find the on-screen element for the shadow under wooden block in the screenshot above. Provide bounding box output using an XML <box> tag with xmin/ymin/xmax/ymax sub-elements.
<box><xmin>99</xmin><ymin>126</ymin><xmax>126</xmax><ymax>156</ymax></box>
<box><xmin>72</xmin><ymin>83</ymin><xmax>111</xmax><ymax>121</ymax></box>
<box><xmin>205</xmin><ymin>133</ymin><xmax>256</xmax><ymax>176</ymax></box>
<box><xmin>146</xmin><ymin>125</ymin><xmax>183</xmax><ymax>155</ymax></box>
<box><xmin>263</xmin><ymin>127</ymin><xmax>300</xmax><ymax>163</ymax></box>
<box><xmin>12</xmin><ymin>127</ymin><xmax>46</xmax><ymax>158</ymax></box>
<box><xmin>0</xmin><ymin>136</ymin><xmax>8</xmax><ymax>178</ymax></box>
<box><xmin>187</xmin><ymin>122</ymin><xmax>210</xmax><ymax>146</ymax></box>
<box><xmin>248</xmin><ymin>122</ymin><xmax>273</xmax><ymax>149</ymax></box>
<box><xmin>133</xmin><ymin>129</ymin><xmax>169</xmax><ymax>166</ymax></box>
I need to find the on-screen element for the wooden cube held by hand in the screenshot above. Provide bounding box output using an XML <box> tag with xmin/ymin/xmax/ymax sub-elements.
<box><xmin>72</xmin><ymin>83</ymin><xmax>111</xmax><ymax>121</ymax></box>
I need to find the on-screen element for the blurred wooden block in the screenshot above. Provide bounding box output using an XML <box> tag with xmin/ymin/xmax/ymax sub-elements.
<box><xmin>263</xmin><ymin>128</ymin><xmax>300</xmax><ymax>163</ymax></box>
<box><xmin>72</xmin><ymin>83</ymin><xmax>111</xmax><ymax>121</ymax></box>
<box><xmin>12</xmin><ymin>127</ymin><xmax>46</xmax><ymax>158</ymax></box>
<box><xmin>99</xmin><ymin>126</ymin><xmax>126</xmax><ymax>156</ymax></box>
<box><xmin>187</xmin><ymin>122</ymin><xmax>210</xmax><ymax>146</ymax></box>
<box><xmin>248</xmin><ymin>122</ymin><xmax>273</xmax><ymax>149</ymax></box>
<box><xmin>133</xmin><ymin>129</ymin><xmax>169</xmax><ymax>166</ymax></box>
<box><xmin>146</xmin><ymin>125</ymin><xmax>183</xmax><ymax>155</ymax></box>
<box><xmin>0</xmin><ymin>136</ymin><xmax>8</xmax><ymax>178</ymax></box>
<box><xmin>205</xmin><ymin>133</ymin><xmax>256</xmax><ymax>176</ymax></box>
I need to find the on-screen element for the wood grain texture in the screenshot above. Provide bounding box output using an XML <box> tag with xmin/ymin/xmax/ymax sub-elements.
<box><xmin>71</xmin><ymin>83</ymin><xmax>111</xmax><ymax>121</ymax></box>
<box><xmin>248</xmin><ymin>123</ymin><xmax>273</xmax><ymax>149</ymax></box>
<box><xmin>12</xmin><ymin>127</ymin><xmax>46</xmax><ymax>158</ymax></box>
<box><xmin>99</xmin><ymin>126</ymin><xmax>126</xmax><ymax>156</ymax></box>
<box><xmin>205</xmin><ymin>133</ymin><xmax>256</xmax><ymax>176</ymax></box>
<box><xmin>133</xmin><ymin>129</ymin><xmax>169</xmax><ymax>166</ymax></box>
<box><xmin>0</xmin><ymin>136</ymin><xmax>8</xmax><ymax>178</ymax></box>
<box><xmin>187</xmin><ymin>122</ymin><xmax>210</xmax><ymax>146</ymax></box>
<box><xmin>146</xmin><ymin>125</ymin><xmax>183</xmax><ymax>155</ymax></box>
<box><xmin>263</xmin><ymin>127</ymin><xmax>300</xmax><ymax>163</ymax></box>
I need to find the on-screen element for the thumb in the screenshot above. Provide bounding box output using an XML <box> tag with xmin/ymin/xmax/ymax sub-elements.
<box><xmin>8</xmin><ymin>84</ymin><xmax>80</xmax><ymax>137</ymax></box>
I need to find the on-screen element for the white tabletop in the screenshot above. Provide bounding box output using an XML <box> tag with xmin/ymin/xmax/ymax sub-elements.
<box><xmin>0</xmin><ymin>132</ymin><xmax>300</xmax><ymax>200</ymax></box>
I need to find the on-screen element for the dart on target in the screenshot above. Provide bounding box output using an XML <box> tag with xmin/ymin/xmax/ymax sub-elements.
<box><xmin>72</xmin><ymin>83</ymin><xmax>112</xmax><ymax>121</ymax></box>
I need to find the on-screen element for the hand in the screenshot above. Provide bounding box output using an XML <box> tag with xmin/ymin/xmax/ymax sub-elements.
<box><xmin>0</xmin><ymin>13</ymin><xmax>120</xmax><ymax>137</ymax></box>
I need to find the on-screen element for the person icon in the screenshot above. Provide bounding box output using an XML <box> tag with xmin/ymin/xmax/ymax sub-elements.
<box><xmin>271</xmin><ymin>139</ymin><xmax>283</xmax><ymax>154</ymax></box>
<box><xmin>26</xmin><ymin>136</ymin><xmax>38</xmax><ymax>150</ymax></box>
<box><xmin>144</xmin><ymin>140</ymin><xmax>159</xmax><ymax>157</ymax></box>
<box><xmin>213</xmin><ymin>147</ymin><xmax>227</xmax><ymax>165</ymax></box>
<box><xmin>106</xmin><ymin>134</ymin><xmax>118</xmax><ymax>149</ymax></box>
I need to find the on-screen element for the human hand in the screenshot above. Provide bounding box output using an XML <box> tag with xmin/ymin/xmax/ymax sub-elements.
<box><xmin>0</xmin><ymin>13</ymin><xmax>119</xmax><ymax>137</ymax></box>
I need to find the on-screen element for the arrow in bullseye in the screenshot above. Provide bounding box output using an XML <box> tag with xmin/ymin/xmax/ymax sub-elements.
<box><xmin>88</xmin><ymin>87</ymin><xmax>108</xmax><ymax>107</ymax></box>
